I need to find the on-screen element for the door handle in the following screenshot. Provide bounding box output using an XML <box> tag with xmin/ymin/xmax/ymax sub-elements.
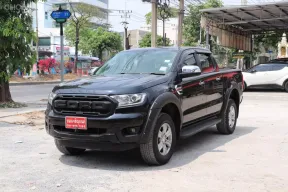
<box><xmin>199</xmin><ymin>81</ymin><xmax>205</xmax><ymax>86</ymax></box>
<box><xmin>216</xmin><ymin>77</ymin><xmax>221</xmax><ymax>81</ymax></box>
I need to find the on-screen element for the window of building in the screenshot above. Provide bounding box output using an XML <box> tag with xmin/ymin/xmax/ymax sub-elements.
<box><xmin>45</xmin><ymin>12</ymin><xmax>48</xmax><ymax>20</ymax></box>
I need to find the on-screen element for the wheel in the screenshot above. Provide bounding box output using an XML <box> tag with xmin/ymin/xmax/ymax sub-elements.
<box><xmin>54</xmin><ymin>139</ymin><xmax>86</xmax><ymax>155</ymax></box>
<box><xmin>284</xmin><ymin>81</ymin><xmax>288</xmax><ymax>92</ymax></box>
<box><xmin>217</xmin><ymin>99</ymin><xmax>237</xmax><ymax>135</ymax></box>
<box><xmin>243</xmin><ymin>82</ymin><xmax>247</xmax><ymax>92</ymax></box>
<box><xmin>140</xmin><ymin>113</ymin><xmax>176</xmax><ymax>165</ymax></box>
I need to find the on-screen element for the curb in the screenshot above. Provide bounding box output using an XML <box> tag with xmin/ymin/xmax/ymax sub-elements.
<box><xmin>9</xmin><ymin>81</ymin><xmax>61</xmax><ymax>86</ymax></box>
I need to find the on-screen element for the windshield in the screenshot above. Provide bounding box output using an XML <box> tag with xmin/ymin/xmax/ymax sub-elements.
<box><xmin>94</xmin><ymin>49</ymin><xmax>178</xmax><ymax>76</ymax></box>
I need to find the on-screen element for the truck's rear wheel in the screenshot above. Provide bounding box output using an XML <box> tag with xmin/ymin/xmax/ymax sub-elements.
<box><xmin>217</xmin><ymin>99</ymin><xmax>237</xmax><ymax>135</ymax></box>
<box><xmin>55</xmin><ymin>139</ymin><xmax>86</xmax><ymax>155</ymax></box>
<box><xmin>140</xmin><ymin>113</ymin><xmax>176</xmax><ymax>165</ymax></box>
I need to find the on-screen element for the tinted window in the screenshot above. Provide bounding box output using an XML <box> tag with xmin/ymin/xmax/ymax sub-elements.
<box><xmin>95</xmin><ymin>50</ymin><xmax>178</xmax><ymax>75</ymax></box>
<box><xmin>197</xmin><ymin>53</ymin><xmax>215</xmax><ymax>73</ymax></box>
<box><xmin>252</xmin><ymin>64</ymin><xmax>272</xmax><ymax>72</ymax></box>
<box><xmin>183</xmin><ymin>54</ymin><xmax>197</xmax><ymax>66</ymax></box>
<box><xmin>271</xmin><ymin>64</ymin><xmax>287</xmax><ymax>71</ymax></box>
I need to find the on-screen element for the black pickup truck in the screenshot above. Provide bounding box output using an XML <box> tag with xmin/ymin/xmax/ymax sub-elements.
<box><xmin>46</xmin><ymin>47</ymin><xmax>243</xmax><ymax>165</ymax></box>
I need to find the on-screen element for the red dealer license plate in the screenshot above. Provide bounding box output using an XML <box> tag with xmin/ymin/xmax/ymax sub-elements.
<box><xmin>65</xmin><ymin>116</ymin><xmax>87</xmax><ymax>130</ymax></box>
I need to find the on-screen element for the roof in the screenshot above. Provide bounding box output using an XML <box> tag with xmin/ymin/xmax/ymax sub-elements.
<box><xmin>125</xmin><ymin>46</ymin><xmax>211</xmax><ymax>53</ymax></box>
<box><xmin>201</xmin><ymin>1</ymin><xmax>288</xmax><ymax>33</ymax></box>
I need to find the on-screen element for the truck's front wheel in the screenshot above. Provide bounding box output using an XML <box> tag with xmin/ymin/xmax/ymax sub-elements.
<box><xmin>217</xmin><ymin>99</ymin><xmax>237</xmax><ymax>134</ymax></box>
<box><xmin>55</xmin><ymin>139</ymin><xmax>86</xmax><ymax>155</ymax></box>
<box><xmin>140</xmin><ymin>113</ymin><xmax>176</xmax><ymax>165</ymax></box>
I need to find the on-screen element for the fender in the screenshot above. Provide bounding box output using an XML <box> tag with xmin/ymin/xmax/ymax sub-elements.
<box><xmin>139</xmin><ymin>92</ymin><xmax>183</xmax><ymax>144</ymax></box>
<box><xmin>220</xmin><ymin>81</ymin><xmax>242</xmax><ymax>118</ymax></box>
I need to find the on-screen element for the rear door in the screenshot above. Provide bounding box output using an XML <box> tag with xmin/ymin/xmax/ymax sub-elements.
<box><xmin>264</xmin><ymin>64</ymin><xmax>288</xmax><ymax>84</ymax></box>
<box><xmin>196</xmin><ymin>53</ymin><xmax>224</xmax><ymax>116</ymax></box>
<box><xmin>177</xmin><ymin>50</ymin><xmax>207</xmax><ymax>124</ymax></box>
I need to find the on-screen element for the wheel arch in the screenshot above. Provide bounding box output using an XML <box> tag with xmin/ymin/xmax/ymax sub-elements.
<box><xmin>140</xmin><ymin>92</ymin><xmax>183</xmax><ymax>144</ymax></box>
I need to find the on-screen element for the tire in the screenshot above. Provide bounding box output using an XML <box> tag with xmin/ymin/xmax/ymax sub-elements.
<box><xmin>243</xmin><ymin>82</ymin><xmax>247</xmax><ymax>92</ymax></box>
<box><xmin>217</xmin><ymin>99</ymin><xmax>237</xmax><ymax>135</ymax></box>
<box><xmin>54</xmin><ymin>139</ymin><xmax>86</xmax><ymax>155</ymax></box>
<box><xmin>140</xmin><ymin>113</ymin><xmax>176</xmax><ymax>165</ymax></box>
<box><xmin>284</xmin><ymin>81</ymin><xmax>288</xmax><ymax>93</ymax></box>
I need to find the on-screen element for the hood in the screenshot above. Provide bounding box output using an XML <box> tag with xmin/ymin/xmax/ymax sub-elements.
<box><xmin>53</xmin><ymin>74</ymin><xmax>169</xmax><ymax>95</ymax></box>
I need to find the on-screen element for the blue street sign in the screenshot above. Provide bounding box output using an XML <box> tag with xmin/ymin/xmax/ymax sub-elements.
<box><xmin>51</xmin><ymin>10</ymin><xmax>71</xmax><ymax>20</ymax></box>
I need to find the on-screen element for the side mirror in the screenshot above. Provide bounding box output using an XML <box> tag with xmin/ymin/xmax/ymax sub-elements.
<box><xmin>179</xmin><ymin>65</ymin><xmax>201</xmax><ymax>78</ymax></box>
<box><xmin>251</xmin><ymin>69</ymin><xmax>257</xmax><ymax>73</ymax></box>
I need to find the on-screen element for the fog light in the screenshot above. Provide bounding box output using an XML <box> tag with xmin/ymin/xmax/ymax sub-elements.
<box><xmin>122</xmin><ymin>127</ymin><xmax>140</xmax><ymax>136</ymax></box>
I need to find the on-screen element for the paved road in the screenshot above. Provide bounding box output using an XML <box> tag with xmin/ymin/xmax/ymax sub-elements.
<box><xmin>1</xmin><ymin>90</ymin><xmax>288</xmax><ymax>191</ymax></box>
<box><xmin>10</xmin><ymin>84</ymin><xmax>57</xmax><ymax>103</ymax></box>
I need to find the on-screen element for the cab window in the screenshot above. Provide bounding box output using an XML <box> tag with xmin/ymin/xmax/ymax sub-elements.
<box><xmin>250</xmin><ymin>64</ymin><xmax>272</xmax><ymax>72</ymax></box>
<box><xmin>197</xmin><ymin>53</ymin><xmax>215</xmax><ymax>73</ymax></box>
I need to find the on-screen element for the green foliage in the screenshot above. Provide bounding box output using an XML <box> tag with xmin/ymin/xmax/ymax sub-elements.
<box><xmin>183</xmin><ymin>0</ymin><xmax>223</xmax><ymax>46</ymax></box>
<box><xmin>0</xmin><ymin>0</ymin><xmax>37</xmax><ymax>82</ymax></box>
<box><xmin>68</xmin><ymin>27</ymin><xmax>122</xmax><ymax>60</ymax></box>
<box><xmin>139</xmin><ymin>33</ymin><xmax>171</xmax><ymax>47</ymax></box>
<box><xmin>253</xmin><ymin>32</ymin><xmax>283</xmax><ymax>53</ymax></box>
<box><xmin>145</xmin><ymin>7</ymin><xmax>178</xmax><ymax>25</ymax></box>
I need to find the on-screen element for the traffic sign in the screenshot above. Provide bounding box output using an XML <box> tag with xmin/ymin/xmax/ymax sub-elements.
<box><xmin>51</xmin><ymin>10</ymin><xmax>71</xmax><ymax>20</ymax></box>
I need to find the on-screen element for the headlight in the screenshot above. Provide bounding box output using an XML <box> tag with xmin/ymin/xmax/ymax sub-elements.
<box><xmin>48</xmin><ymin>92</ymin><xmax>57</xmax><ymax>105</ymax></box>
<box><xmin>110</xmin><ymin>93</ymin><xmax>147</xmax><ymax>108</ymax></box>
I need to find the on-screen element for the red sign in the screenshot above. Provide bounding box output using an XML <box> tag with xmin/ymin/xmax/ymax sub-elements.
<box><xmin>56</xmin><ymin>46</ymin><xmax>70</xmax><ymax>51</ymax></box>
<box><xmin>65</xmin><ymin>117</ymin><xmax>87</xmax><ymax>130</ymax></box>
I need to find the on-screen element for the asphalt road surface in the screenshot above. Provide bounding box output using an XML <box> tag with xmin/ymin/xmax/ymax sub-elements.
<box><xmin>10</xmin><ymin>84</ymin><xmax>57</xmax><ymax>103</ymax></box>
<box><xmin>1</xmin><ymin>90</ymin><xmax>288</xmax><ymax>191</ymax></box>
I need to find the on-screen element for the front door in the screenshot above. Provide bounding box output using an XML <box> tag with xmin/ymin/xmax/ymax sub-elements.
<box><xmin>176</xmin><ymin>50</ymin><xmax>207</xmax><ymax>124</ymax></box>
<box><xmin>245</xmin><ymin>64</ymin><xmax>272</xmax><ymax>86</ymax></box>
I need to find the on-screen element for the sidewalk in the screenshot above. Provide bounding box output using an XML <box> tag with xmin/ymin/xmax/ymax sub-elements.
<box><xmin>0</xmin><ymin>103</ymin><xmax>46</xmax><ymax>118</ymax></box>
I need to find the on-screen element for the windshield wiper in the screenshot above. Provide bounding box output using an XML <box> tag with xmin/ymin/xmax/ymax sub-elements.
<box><xmin>148</xmin><ymin>73</ymin><xmax>166</xmax><ymax>75</ymax></box>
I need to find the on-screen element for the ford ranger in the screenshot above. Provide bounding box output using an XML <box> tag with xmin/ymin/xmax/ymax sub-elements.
<box><xmin>45</xmin><ymin>47</ymin><xmax>243</xmax><ymax>165</ymax></box>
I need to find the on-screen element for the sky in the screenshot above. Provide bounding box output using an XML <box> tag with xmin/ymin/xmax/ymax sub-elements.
<box><xmin>108</xmin><ymin>0</ymin><xmax>246</xmax><ymax>32</ymax></box>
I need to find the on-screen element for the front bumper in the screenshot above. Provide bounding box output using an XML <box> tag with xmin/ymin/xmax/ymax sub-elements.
<box><xmin>46</xmin><ymin>110</ymin><xmax>146</xmax><ymax>151</ymax></box>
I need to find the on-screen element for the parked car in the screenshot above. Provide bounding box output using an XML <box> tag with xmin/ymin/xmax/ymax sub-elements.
<box><xmin>243</xmin><ymin>62</ymin><xmax>288</xmax><ymax>92</ymax></box>
<box><xmin>46</xmin><ymin>47</ymin><xmax>243</xmax><ymax>165</ymax></box>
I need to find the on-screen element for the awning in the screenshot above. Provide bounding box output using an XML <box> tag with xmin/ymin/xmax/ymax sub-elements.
<box><xmin>201</xmin><ymin>1</ymin><xmax>288</xmax><ymax>33</ymax></box>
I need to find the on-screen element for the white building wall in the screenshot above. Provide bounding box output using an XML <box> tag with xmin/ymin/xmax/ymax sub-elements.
<box><xmin>141</xmin><ymin>18</ymin><xmax>178</xmax><ymax>46</ymax></box>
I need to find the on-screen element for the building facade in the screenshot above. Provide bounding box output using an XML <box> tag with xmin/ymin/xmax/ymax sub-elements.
<box><xmin>31</xmin><ymin>0</ymin><xmax>109</xmax><ymax>58</ymax></box>
<box><xmin>140</xmin><ymin>18</ymin><xmax>178</xmax><ymax>46</ymax></box>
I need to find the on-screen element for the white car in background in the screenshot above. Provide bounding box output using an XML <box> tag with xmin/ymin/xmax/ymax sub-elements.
<box><xmin>243</xmin><ymin>62</ymin><xmax>288</xmax><ymax>92</ymax></box>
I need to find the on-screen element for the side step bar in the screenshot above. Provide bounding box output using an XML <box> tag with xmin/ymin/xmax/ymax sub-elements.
<box><xmin>180</xmin><ymin>118</ymin><xmax>221</xmax><ymax>139</ymax></box>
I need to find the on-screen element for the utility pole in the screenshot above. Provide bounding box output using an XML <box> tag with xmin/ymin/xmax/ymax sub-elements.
<box><xmin>120</xmin><ymin>3</ymin><xmax>132</xmax><ymax>50</ymax></box>
<box><xmin>35</xmin><ymin>2</ymin><xmax>39</xmax><ymax>74</ymax></box>
<box><xmin>177</xmin><ymin>0</ymin><xmax>184</xmax><ymax>47</ymax></box>
<box><xmin>151</xmin><ymin>0</ymin><xmax>157</xmax><ymax>47</ymax></box>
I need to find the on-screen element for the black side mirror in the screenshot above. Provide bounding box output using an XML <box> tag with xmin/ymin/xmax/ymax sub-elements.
<box><xmin>251</xmin><ymin>69</ymin><xmax>257</xmax><ymax>73</ymax></box>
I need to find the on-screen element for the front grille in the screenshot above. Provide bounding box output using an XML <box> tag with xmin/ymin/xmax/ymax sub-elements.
<box><xmin>54</xmin><ymin>125</ymin><xmax>107</xmax><ymax>135</ymax></box>
<box><xmin>53</xmin><ymin>94</ymin><xmax>117</xmax><ymax>117</ymax></box>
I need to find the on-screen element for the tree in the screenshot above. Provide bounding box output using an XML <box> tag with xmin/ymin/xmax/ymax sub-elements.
<box><xmin>145</xmin><ymin>6</ymin><xmax>177</xmax><ymax>46</ymax></box>
<box><xmin>66</xmin><ymin>1</ymin><xmax>102</xmax><ymax>72</ymax></box>
<box><xmin>139</xmin><ymin>33</ymin><xmax>171</xmax><ymax>48</ymax></box>
<box><xmin>183</xmin><ymin>0</ymin><xmax>223</xmax><ymax>46</ymax></box>
<box><xmin>0</xmin><ymin>0</ymin><xmax>36</xmax><ymax>102</ymax></box>
<box><xmin>82</xmin><ymin>27</ymin><xmax>122</xmax><ymax>61</ymax></box>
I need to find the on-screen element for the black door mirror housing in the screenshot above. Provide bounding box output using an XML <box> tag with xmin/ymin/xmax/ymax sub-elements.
<box><xmin>251</xmin><ymin>69</ymin><xmax>257</xmax><ymax>73</ymax></box>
